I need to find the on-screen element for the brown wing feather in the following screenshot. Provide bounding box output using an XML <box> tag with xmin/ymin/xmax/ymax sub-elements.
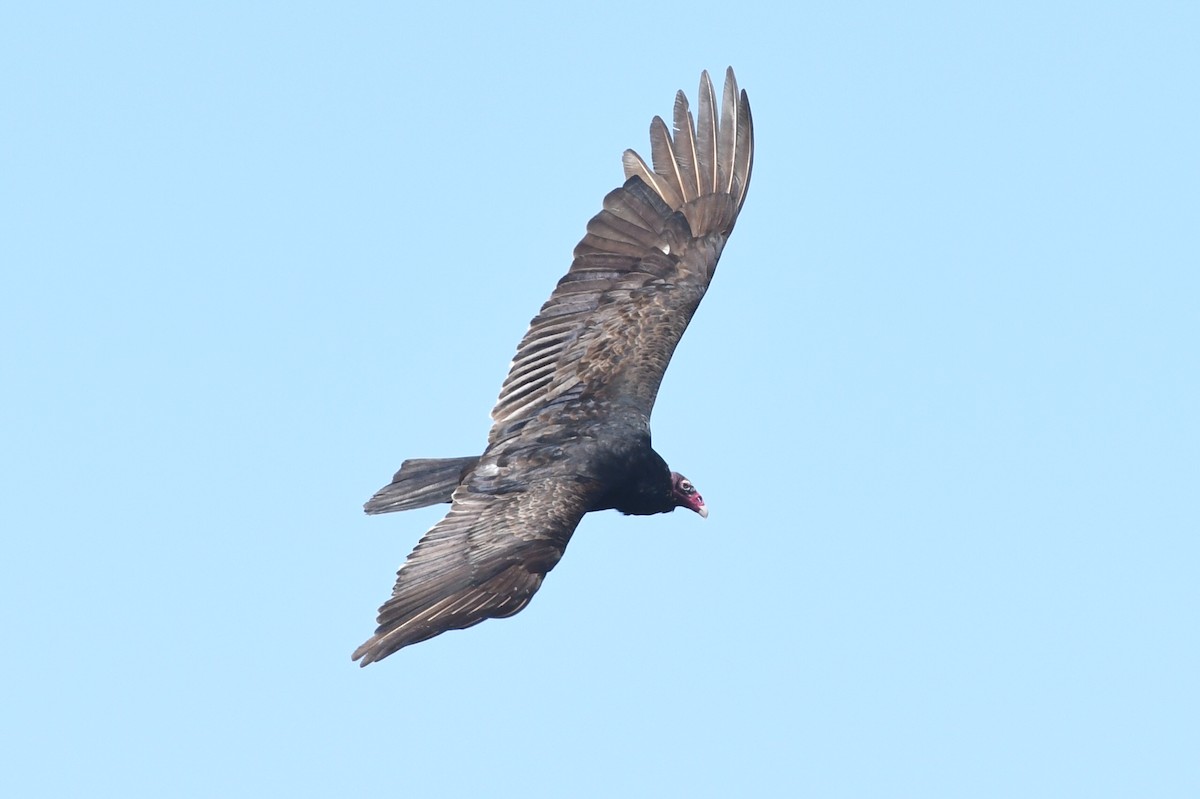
<box><xmin>353</xmin><ymin>473</ymin><xmax>601</xmax><ymax>665</ymax></box>
<box><xmin>490</xmin><ymin>68</ymin><xmax>754</xmax><ymax>442</ymax></box>
<box><xmin>695</xmin><ymin>71</ymin><xmax>719</xmax><ymax>196</ymax></box>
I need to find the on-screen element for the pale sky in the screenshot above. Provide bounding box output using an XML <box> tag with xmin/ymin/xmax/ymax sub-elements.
<box><xmin>3</xmin><ymin>2</ymin><xmax>1198</xmax><ymax>797</ymax></box>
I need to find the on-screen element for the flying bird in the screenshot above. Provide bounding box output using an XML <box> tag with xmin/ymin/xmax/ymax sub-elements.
<box><xmin>354</xmin><ymin>68</ymin><xmax>754</xmax><ymax>665</ymax></box>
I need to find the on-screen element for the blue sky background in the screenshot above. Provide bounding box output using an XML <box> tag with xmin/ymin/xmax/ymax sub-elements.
<box><xmin>3</xmin><ymin>2</ymin><xmax>1197</xmax><ymax>796</ymax></box>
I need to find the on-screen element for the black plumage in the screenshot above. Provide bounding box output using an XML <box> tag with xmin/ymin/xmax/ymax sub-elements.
<box><xmin>354</xmin><ymin>68</ymin><xmax>753</xmax><ymax>665</ymax></box>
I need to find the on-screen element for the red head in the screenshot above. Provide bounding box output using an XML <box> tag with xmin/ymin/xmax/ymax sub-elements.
<box><xmin>670</xmin><ymin>472</ymin><xmax>708</xmax><ymax>518</ymax></box>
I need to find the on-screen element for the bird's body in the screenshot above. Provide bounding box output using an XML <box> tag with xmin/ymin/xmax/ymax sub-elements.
<box><xmin>354</xmin><ymin>68</ymin><xmax>753</xmax><ymax>665</ymax></box>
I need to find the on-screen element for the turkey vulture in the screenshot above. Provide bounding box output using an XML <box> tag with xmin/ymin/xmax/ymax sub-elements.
<box><xmin>354</xmin><ymin>68</ymin><xmax>753</xmax><ymax>665</ymax></box>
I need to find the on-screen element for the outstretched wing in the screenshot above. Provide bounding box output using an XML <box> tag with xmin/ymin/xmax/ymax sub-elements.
<box><xmin>489</xmin><ymin>68</ymin><xmax>754</xmax><ymax>443</ymax></box>
<box><xmin>353</xmin><ymin>471</ymin><xmax>601</xmax><ymax>665</ymax></box>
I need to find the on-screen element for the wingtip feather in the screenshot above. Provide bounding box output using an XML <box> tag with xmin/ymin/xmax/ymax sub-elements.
<box><xmin>622</xmin><ymin>67</ymin><xmax>753</xmax><ymax>235</ymax></box>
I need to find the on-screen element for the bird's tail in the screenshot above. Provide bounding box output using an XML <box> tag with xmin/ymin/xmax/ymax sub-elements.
<box><xmin>621</xmin><ymin>67</ymin><xmax>754</xmax><ymax>237</ymax></box>
<box><xmin>363</xmin><ymin>456</ymin><xmax>480</xmax><ymax>515</ymax></box>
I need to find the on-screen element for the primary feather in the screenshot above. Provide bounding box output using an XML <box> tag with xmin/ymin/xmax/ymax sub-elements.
<box><xmin>354</xmin><ymin>68</ymin><xmax>754</xmax><ymax>665</ymax></box>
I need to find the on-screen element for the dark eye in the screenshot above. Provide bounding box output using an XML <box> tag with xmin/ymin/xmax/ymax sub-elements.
<box><xmin>680</xmin><ymin>480</ymin><xmax>693</xmax><ymax>493</ymax></box>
